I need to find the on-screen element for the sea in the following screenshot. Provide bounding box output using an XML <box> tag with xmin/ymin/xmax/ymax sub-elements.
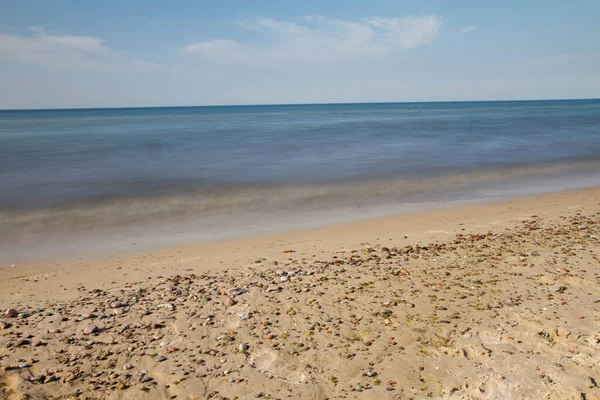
<box><xmin>1</xmin><ymin>99</ymin><xmax>600</xmax><ymax>261</ymax></box>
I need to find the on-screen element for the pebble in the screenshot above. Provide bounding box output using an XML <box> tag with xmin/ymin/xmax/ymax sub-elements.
<box><xmin>229</xmin><ymin>288</ymin><xmax>246</xmax><ymax>296</ymax></box>
<box><xmin>380</xmin><ymin>309</ymin><xmax>393</xmax><ymax>317</ymax></box>
<box><xmin>224</xmin><ymin>297</ymin><xmax>236</xmax><ymax>307</ymax></box>
<box><xmin>4</xmin><ymin>309</ymin><xmax>18</xmax><ymax>318</ymax></box>
<box><xmin>155</xmin><ymin>356</ymin><xmax>167</xmax><ymax>362</ymax></box>
<box><xmin>14</xmin><ymin>339</ymin><xmax>30</xmax><ymax>347</ymax></box>
<box><xmin>83</xmin><ymin>324</ymin><xmax>98</xmax><ymax>334</ymax></box>
<box><xmin>549</xmin><ymin>285</ymin><xmax>566</xmax><ymax>293</ymax></box>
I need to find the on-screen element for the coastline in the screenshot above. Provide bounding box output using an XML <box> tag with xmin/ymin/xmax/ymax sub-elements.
<box><xmin>1</xmin><ymin>187</ymin><xmax>599</xmax><ymax>399</ymax></box>
<box><xmin>2</xmin><ymin>186</ymin><xmax>599</xmax><ymax>299</ymax></box>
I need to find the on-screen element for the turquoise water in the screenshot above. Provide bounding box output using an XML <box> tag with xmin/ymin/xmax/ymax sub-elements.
<box><xmin>1</xmin><ymin>99</ymin><xmax>600</xmax><ymax>238</ymax></box>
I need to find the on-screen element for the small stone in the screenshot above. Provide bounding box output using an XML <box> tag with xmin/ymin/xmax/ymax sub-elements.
<box><xmin>266</xmin><ymin>285</ymin><xmax>281</xmax><ymax>293</ymax></box>
<box><xmin>83</xmin><ymin>324</ymin><xmax>98</xmax><ymax>334</ymax></box>
<box><xmin>238</xmin><ymin>343</ymin><xmax>249</xmax><ymax>352</ymax></box>
<box><xmin>140</xmin><ymin>376</ymin><xmax>153</xmax><ymax>383</ymax></box>
<box><xmin>14</xmin><ymin>339</ymin><xmax>30</xmax><ymax>347</ymax></box>
<box><xmin>155</xmin><ymin>356</ymin><xmax>167</xmax><ymax>362</ymax></box>
<box><xmin>549</xmin><ymin>286</ymin><xmax>566</xmax><ymax>293</ymax></box>
<box><xmin>4</xmin><ymin>309</ymin><xmax>18</xmax><ymax>318</ymax></box>
<box><xmin>470</xmin><ymin>278</ymin><xmax>482</xmax><ymax>284</ymax></box>
<box><xmin>113</xmin><ymin>307</ymin><xmax>125</xmax><ymax>315</ymax></box>
<box><xmin>436</xmin><ymin>306</ymin><xmax>448</xmax><ymax>311</ymax></box>
<box><xmin>224</xmin><ymin>297</ymin><xmax>236</xmax><ymax>307</ymax></box>
<box><xmin>380</xmin><ymin>309</ymin><xmax>393</xmax><ymax>317</ymax></box>
<box><xmin>18</xmin><ymin>363</ymin><xmax>31</xmax><ymax>369</ymax></box>
<box><xmin>157</xmin><ymin>303</ymin><xmax>175</xmax><ymax>310</ymax></box>
<box><xmin>229</xmin><ymin>288</ymin><xmax>246</xmax><ymax>296</ymax></box>
<box><xmin>0</xmin><ymin>321</ymin><xmax>11</xmax><ymax>329</ymax></box>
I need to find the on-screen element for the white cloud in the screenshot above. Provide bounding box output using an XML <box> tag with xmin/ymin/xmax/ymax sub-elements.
<box><xmin>182</xmin><ymin>15</ymin><xmax>442</xmax><ymax>64</ymax></box>
<box><xmin>0</xmin><ymin>27</ymin><xmax>160</xmax><ymax>72</ymax></box>
<box><xmin>460</xmin><ymin>25</ymin><xmax>477</xmax><ymax>34</ymax></box>
<box><xmin>182</xmin><ymin>39</ymin><xmax>244</xmax><ymax>58</ymax></box>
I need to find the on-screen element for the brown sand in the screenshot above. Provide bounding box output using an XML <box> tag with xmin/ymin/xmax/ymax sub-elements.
<box><xmin>1</xmin><ymin>188</ymin><xmax>599</xmax><ymax>399</ymax></box>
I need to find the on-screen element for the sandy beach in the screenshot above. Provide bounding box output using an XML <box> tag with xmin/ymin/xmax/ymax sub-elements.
<box><xmin>1</xmin><ymin>187</ymin><xmax>599</xmax><ymax>399</ymax></box>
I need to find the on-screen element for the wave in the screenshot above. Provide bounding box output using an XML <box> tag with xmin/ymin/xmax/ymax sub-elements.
<box><xmin>2</xmin><ymin>159</ymin><xmax>599</xmax><ymax>237</ymax></box>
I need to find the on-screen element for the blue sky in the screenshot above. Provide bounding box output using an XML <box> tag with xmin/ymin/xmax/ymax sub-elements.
<box><xmin>0</xmin><ymin>0</ymin><xmax>598</xmax><ymax>108</ymax></box>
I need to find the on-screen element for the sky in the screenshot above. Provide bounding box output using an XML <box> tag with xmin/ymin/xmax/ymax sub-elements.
<box><xmin>0</xmin><ymin>0</ymin><xmax>598</xmax><ymax>109</ymax></box>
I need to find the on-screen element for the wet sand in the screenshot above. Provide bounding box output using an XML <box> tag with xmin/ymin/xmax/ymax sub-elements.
<box><xmin>1</xmin><ymin>187</ymin><xmax>599</xmax><ymax>399</ymax></box>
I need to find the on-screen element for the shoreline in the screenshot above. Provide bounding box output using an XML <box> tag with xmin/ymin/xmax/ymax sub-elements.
<box><xmin>2</xmin><ymin>186</ymin><xmax>599</xmax><ymax>297</ymax></box>
<box><xmin>1</xmin><ymin>186</ymin><xmax>599</xmax><ymax>399</ymax></box>
<box><xmin>3</xmin><ymin>158</ymin><xmax>600</xmax><ymax>264</ymax></box>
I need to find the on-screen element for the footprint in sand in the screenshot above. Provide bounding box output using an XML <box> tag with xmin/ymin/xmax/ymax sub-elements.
<box><xmin>477</xmin><ymin>330</ymin><xmax>503</xmax><ymax>345</ymax></box>
<box><xmin>459</xmin><ymin>346</ymin><xmax>476</xmax><ymax>360</ymax></box>
<box><xmin>249</xmin><ymin>350</ymin><xmax>307</xmax><ymax>384</ymax></box>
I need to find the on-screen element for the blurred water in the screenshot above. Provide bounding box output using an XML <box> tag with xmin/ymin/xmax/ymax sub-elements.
<box><xmin>0</xmin><ymin>99</ymin><xmax>599</xmax><ymax>240</ymax></box>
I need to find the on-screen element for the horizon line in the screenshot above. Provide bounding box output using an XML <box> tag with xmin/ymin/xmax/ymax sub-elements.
<box><xmin>1</xmin><ymin>97</ymin><xmax>599</xmax><ymax>112</ymax></box>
